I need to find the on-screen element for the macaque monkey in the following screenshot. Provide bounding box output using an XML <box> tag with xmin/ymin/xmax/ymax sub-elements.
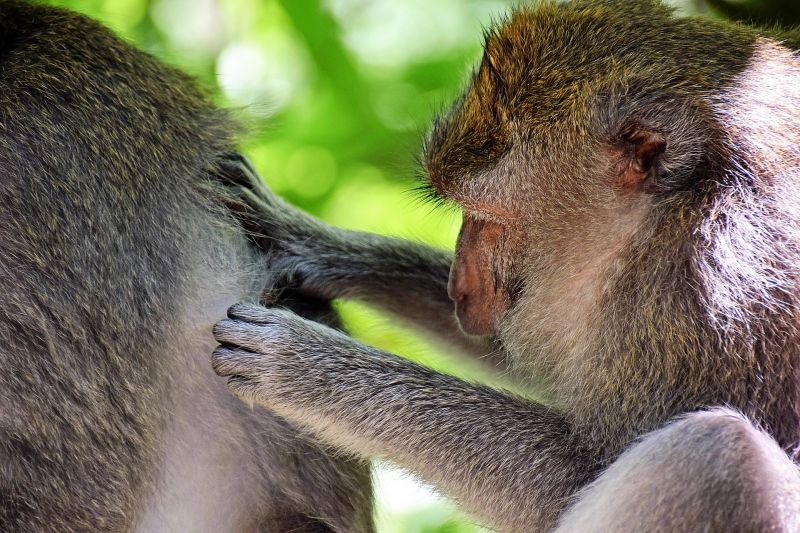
<box><xmin>212</xmin><ymin>1</ymin><xmax>800</xmax><ymax>531</ymax></box>
<box><xmin>0</xmin><ymin>2</ymin><xmax>372</xmax><ymax>531</ymax></box>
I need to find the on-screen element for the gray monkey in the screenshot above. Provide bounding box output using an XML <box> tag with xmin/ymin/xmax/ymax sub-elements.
<box><xmin>0</xmin><ymin>2</ymin><xmax>372</xmax><ymax>531</ymax></box>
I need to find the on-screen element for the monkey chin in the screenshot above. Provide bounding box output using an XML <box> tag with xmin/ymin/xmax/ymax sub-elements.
<box><xmin>454</xmin><ymin>298</ymin><xmax>498</xmax><ymax>336</ymax></box>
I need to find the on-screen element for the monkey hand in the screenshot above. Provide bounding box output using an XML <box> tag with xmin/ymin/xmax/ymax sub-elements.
<box><xmin>216</xmin><ymin>153</ymin><xmax>452</xmax><ymax>308</ymax></box>
<box><xmin>216</xmin><ymin>153</ymin><xmax>343</xmax><ymax>299</ymax></box>
<box><xmin>211</xmin><ymin>302</ymin><xmax>373</xmax><ymax>411</ymax></box>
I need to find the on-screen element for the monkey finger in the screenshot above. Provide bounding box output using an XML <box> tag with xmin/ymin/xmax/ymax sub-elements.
<box><xmin>210</xmin><ymin>345</ymin><xmax>266</xmax><ymax>378</ymax></box>
<box><xmin>215</xmin><ymin>311</ymin><xmax>308</xmax><ymax>354</ymax></box>
<box><xmin>227</xmin><ymin>153</ymin><xmax>261</xmax><ymax>184</ymax></box>
<box><xmin>212</xmin><ymin>317</ymin><xmax>285</xmax><ymax>353</ymax></box>
<box><xmin>216</xmin><ymin>153</ymin><xmax>267</xmax><ymax>192</ymax></box>
<box><xmin>226</xmin><ymin>303</ymin><xmax>291</xmax><ymax>324</ymax></box>
<box><xmin>228</xmin><ymin>302</ymin><xmax>275</xmax><ymax>324</ymax></box>
<box><xmin>215</xmin><ymin>153</ymin><xmax>251</xmax><ymax>188</ymax></box>
<box><xmin>224</xmin><ymin>187</ymin><xmax>279</xmax><ymax>236</ymax></box>
<box><xmin>229</xmin><ymin>183</ymin><xmax>276</xmax><ymax>212</ymax></box>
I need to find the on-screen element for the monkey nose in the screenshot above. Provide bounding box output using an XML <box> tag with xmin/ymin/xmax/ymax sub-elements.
<box><xmin>447</xmin><ymin>276</ymin><xmax>458</xmax><ymax>302</ymax></box>
<box><xmin>447</xmin><ymin>262</ymin><xmax>466</xmax><ymax>303</ymax></box>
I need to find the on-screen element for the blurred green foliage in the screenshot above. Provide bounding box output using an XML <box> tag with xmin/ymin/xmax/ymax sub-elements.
<box><xmin>42</xmin><ymin>0</ymin><xmax>797</xmax><ymax>531</ymax></box>
<box><xmin>706</xmin><ymin>0</ymin><xmax>800</xmax><ymax>25</ymax></box>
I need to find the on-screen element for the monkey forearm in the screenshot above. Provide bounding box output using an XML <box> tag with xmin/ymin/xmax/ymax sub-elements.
<box><xmin>301</xmin><ymin>229</ymin><xmax>453</xmax><ymax>304</ymax></box>
<box><xmin>277</xmin><ymin>367</ymin><xmax>590</xmax><ymax>531</ymax></box>
<box><xmin>298</xmin><ymin>230</ymin><xmax>503</xmax><ymax>368</ymax></box>
<box><xmin>212</xmin><ymin>306</ymin><xmax>597</xmax><ymax>532</ymax></box>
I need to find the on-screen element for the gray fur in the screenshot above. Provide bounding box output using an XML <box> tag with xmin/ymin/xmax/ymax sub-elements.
<box><xmin>213</xmin><ymin>1</ymin><xmax>800</xmax><ymax>531</ymax></box>
<box><xmin>0</xmin><ymin>2</ymin><xmax>372</xmax><ymax>531</ymax></box>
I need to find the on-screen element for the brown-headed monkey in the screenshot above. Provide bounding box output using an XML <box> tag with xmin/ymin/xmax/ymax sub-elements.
<box><xmin>0</xmin><ymin>1</ymin><xmax>373</xmax><ymax>531</ymax></box>
<box><xmin>212</xmin><ymin>1</ymin><xmax>800</xmax><ymax>531</ymax></box>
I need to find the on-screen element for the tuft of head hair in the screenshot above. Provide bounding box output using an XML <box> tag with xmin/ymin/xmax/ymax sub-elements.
<box><xmin>422</xmin><ymin>0</ymin><xmax>764</xmax><ymax>196</ymax></box>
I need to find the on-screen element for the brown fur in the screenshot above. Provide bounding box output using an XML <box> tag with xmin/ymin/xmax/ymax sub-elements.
<box><xmin>213</xmin><ymin>1</ymin><xmax>800</xmax><ymax>531</ymax></box>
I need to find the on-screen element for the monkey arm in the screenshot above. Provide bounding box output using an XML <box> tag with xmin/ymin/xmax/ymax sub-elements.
<box><xmin>289</xmin><ymin>229</ymin><xmax>507</xmax><ymax>372</ymax></box>
<box><xmin>212</xmin><ymin>304</ymin><xmax>597</xmax><ymax>532</ymax></box>
<box><xmin>217</xmin><ymin>154</ymin><xmax>504</xmax><ymax>371</ymax></box>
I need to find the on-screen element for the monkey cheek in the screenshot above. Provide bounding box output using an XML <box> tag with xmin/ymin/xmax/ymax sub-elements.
<box><xmin>454</xmin><ymin>297</ymin><xmax>498</xmax><ymax>336</ymax></box>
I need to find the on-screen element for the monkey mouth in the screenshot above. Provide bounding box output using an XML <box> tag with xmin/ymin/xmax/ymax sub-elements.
<box><xmin>454</xmin><ymin>297</ymin><xmax>498</xmax><ymax>336</ymax></box>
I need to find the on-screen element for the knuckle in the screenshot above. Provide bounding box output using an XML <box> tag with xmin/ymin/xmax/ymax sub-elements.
<box><xmin>227</xmin><ymin>302</ymin><xmax>251</xmax><ymax>318</ymax></box>
<box><xmin>210</xmin><ymin>349</ymin><xmax>236</xmax><ymax>375</ymax></box>
<box><xmin>211</xmin><ymin>320</ymin><xmax>230</xmax><ymax>339</ymax></box>
<box><xmin>228</xmin><ymin>302</ymin><xmax>274</xmax><ymax>324</ymax></box>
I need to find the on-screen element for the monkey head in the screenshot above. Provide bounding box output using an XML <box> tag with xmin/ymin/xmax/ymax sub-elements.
<box><xmin>422</xmin><ymin>0</ymin><xmax>798</xmax><ymax>380</ymax></box>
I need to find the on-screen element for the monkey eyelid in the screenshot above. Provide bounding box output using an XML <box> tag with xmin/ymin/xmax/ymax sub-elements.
<box><xmin>459</xmin><ymin>201</ymin><xmax>515</xmax><ymax>223</ymax></box>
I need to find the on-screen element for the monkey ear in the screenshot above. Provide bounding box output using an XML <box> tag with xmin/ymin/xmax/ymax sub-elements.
<box><xmin>614</xmin><ymin>124</ymin><xmax>666</xmax><ymax>193</ymax></box>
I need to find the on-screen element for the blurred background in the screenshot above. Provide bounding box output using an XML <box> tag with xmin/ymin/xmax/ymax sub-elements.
<box><xmin>43</xmin><ymin>0</ymin><xmax>800</xmax><ymax>530</ymax></box>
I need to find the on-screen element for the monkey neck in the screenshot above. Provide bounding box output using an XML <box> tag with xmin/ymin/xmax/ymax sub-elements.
<box><xmin>526</xmin><ymin>38</ymin><xmax>800</xmax><ymax>455</ymax></box>
<box><xmin>553</xmin><ymin>181</ymin><xmax>800</xmax><ymax>457</ymax></box>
